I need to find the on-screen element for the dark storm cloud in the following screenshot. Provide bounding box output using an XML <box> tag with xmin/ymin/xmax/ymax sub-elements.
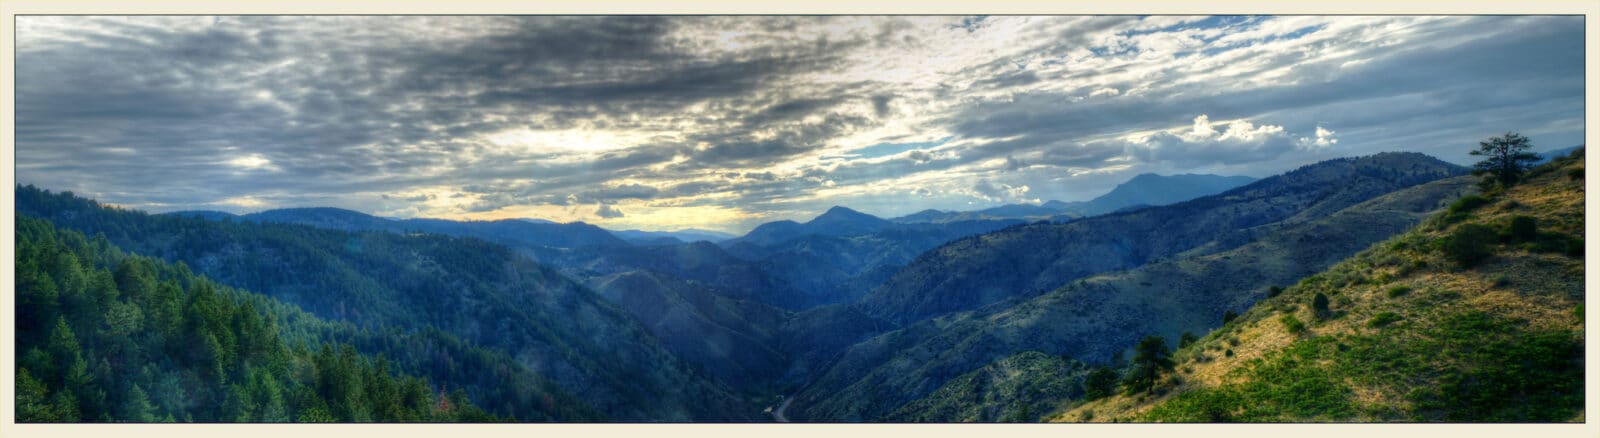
<box><xmin>15</xmin><ymin>16</ymin><xmax>860</xmax><ymax>211</ymax></box>
<box><xmin>595</xmin><ymin>204</ymin><xmax>625</xmax><ymax>219</ymax></box>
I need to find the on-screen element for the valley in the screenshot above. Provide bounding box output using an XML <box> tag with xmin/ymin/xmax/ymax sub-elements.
<box><xmin>18</xmin><ymin>150</ymin><xmax>1576</xmax><ymax>423</ymax></box>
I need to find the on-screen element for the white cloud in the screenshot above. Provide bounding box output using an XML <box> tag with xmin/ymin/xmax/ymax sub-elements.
<box><xmin>1124</xmin><ymin>115</ymin><xmax>1324</xmax><ymax>165</ymax></box>
<box><xmin>225</xmin><ymin>154</ymin><xmax>280</xmax><ymax>172</ymax></box>
<box><xmin>969</xmin><ymin>179</ymin><xmax>1033</xmax><ymax>203</ymax></box>
<box><xmin>1299</xmin><ymin>126</ymin><xmax>1339</xmax><ymax>149</ymax></box>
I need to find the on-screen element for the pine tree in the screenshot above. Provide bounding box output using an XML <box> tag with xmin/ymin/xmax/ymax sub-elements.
<box><xmin>16</xmin><ymin>368</ymin><xmax>55</xmax><ymax>422</ymax></box>
<box><xmin>121</xmin><ymin>384</ymin><xmax>157</xmax><ymax>422</ymax></box>
<box><xmin>1471</xmin><ymin>131</ymin><xmax>1540</xmax><ymax>188</ymax></box>
<box><xmin>1122</xmin><ymin>335</ymin><xmax>1175</xmax><ymax>395</ymax></box>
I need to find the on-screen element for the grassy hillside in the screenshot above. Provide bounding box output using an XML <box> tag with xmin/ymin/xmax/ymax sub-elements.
<box><xmin>791</xmin><ymin>171</ymin><xmax>1475</xmax><ymax>421</ymax></box>
<box><xmin>1055</xmin><ymin>149</ymin><xmax>1584</xmax><ymax>422</ymax></box>
<box><xmin>882</xmin><ymin>351</ymin><xmax>1091</xmax><ymax>422</ymax></box>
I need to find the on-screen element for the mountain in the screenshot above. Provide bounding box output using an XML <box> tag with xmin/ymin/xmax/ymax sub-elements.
<box><xmin>1053</xmin><ymin>173</ymin><xmax>1258</xmax><ymax>217</ymax></box>
<box><xmin>791</xmin><ymin>152</ymin><xmax>1471</xmax><ymax>421</ymax></box>
<box><xmin>240</xmin><ymin>207</ymin><xmax>398</xmax><ymax>232</ymax></box>
<box><xmin>608</xmin><ymin>228</ymin><xmax>737</xmax><ymax>246</ymax></box>
<box><xmin>587</xmin><ymin>271</ymin><xmax>791</xmax><ymax>390</ymax></box>
<box><xmin>728</xmin><ymin>206</ymin><xmax>894</xmax><ymax>248</ymax></box>
<box><xmin>163</xmin><ymin>210</ymin><xmax>238</xmax><ymax>221</ymax></box>
<box><xmin>890</xmin><ymin>173</ymin><xmax>1255</xmax><ymax>224</ymax></box>
<box><xmin>168</xmin><ymin>207</ymin><xmax>627</xmax><ymax>250</ymax></box>
<box><xmin>13</xmin><ymin>214</ymin><xmax>512</xmax><ymax>422</ymax></box>
<box><xmin>858</xmin><ymin>153</ymin><xmax>1464</xmax><ymax>326</ymax></box>
<box><xmin>831</xmin><ymin>175</ymin><xmax>1480</xmax><ymax>422</ymax></box>
<box><xmin>15</xmin><ymin>186</ymin><xmax>759</xmax><ymax>421</ymax></box>
<box><xmin>1534</xmin><ymin>144</ymin><xmax>1583</xmax><ymax>164</ymax></box>
<box><xmin>188</xmin><ymin>207</ymin><xmax>633</xmax><ymax>251</ymax></box>
<box><xmin>1057</xmin><ymin>149</ymin><xmax>1585</xmax><ymax>422</ymax></box>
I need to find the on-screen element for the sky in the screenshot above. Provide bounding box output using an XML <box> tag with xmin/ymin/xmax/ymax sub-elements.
<box><xmin>13</xmin><ymin>15</ymin><xmax>1586</xmax><ymax>234</ymax></box>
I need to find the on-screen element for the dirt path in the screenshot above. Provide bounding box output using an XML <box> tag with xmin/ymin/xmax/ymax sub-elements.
<box><xmin>771</xmin><ymin>396</ymin><xmax>794</xmax><ymax>423</ymax></box>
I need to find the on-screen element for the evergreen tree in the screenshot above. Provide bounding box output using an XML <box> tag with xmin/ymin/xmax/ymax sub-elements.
<box><xmin>1122</xmin><ymin>335</ymin><xmax>1175</xmax><ymax>395</ymax></box>
<box><xmin>120</xmin><ymin>384</ymin><xmax>157</xmax><ymax>422</ymax></box>
<box><xmin>1471</xmin><ymin>132</ymin><xmax>1540</xmax><ymax>188</ymax></box>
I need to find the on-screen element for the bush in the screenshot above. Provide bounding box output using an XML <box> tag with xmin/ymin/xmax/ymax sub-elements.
<box><xmin>1178</xmin><ymin>332</ymin><xmax>1198</xmax><ymax>349</ymax></box>
<box><xmin>1569</xmin><ymin>168</ymin><xmax>1583</xmax><ymax>180</ymax></box>
<box><xmin>1368</xmin><ymin>312</ymin><xmax>1402</xmax><ymax>328</ymax></box>
<box><xmin>1449</xmin><ymin>195</ymin><xmax>1491</xmax><ymax>214</ymax></box>
<box><xmin>1386</xmin><ymin>285</ymin><xmax>1412</xmax><ymax>298</ymax></box>
<box><xmin>1222</xmin><ymin>310</ymin><xmax>1239</xmax><ymax>325</ymax></box>
<box><xmin>1082</xmin><ymin>367</ymin><xmax>1120</xmax><ymax>400</ymax></box>
<box><xmin>1312</xmin><ymin>293</ymin><xmax>1331</xmax><ymax>319</ymax></box>
<box><xmin>1438</xmin><ymin>224</ymin><xmax>1498</xmax><ymax>268</ymax></box>
<box><xmin>1280</xmin><ymin>314</ymin><xmax>1307</xmax><ymax>336</ymax></box>
<box><xmin>1506</xmin><ymin>216</ymin><xmax>1538</xmax><ymax>242</ymax></box>
<box><xmin>1224</xmin><ymin>349</ymin><xmax>1234</xmax><ymax>358</ymax></box>
<box><xmin>1267</xmin><ymin>286</ymin><xmax>1284</xmax><ymax>298</ymax></box>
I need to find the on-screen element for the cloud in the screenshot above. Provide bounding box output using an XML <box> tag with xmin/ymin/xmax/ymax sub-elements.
<box><xmin>11</xmin><ymin>15</ymin><xmax>1585</xmax><ymax>232</ymax></box>
<box><xmin>1299</xmin><ymin>126</ymin><xmax>1339</xmax><ymax>149</ymax></box>
<box><xmin>1124</xmin><ymin>115</ymin><xmax>1330</xmax><ymax>165</ymax></box>
<box><xmin>595</xmin><ymin>204</ymin><xmax>625</xmax><ymax>219</ymax></box>
<box><xmin>970</xmin><ymin>179</ymin><xmax>1033</xmax><ymax>203</ymax></box>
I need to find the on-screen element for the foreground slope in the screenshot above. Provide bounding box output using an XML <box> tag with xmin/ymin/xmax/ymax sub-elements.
<box><xmin>1057</xmin><ymin>149</ymin><xmax>1584</xmax><ymax>422</ymax></box>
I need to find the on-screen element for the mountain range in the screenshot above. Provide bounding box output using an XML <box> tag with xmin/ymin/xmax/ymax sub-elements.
<box><xmin>14</xmin><ymin>149</ymin><xmax>1582</xmax><ymax>424</ymax></box>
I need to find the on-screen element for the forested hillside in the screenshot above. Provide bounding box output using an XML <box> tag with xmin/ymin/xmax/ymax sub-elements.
<box><xmin>15</xmin><ymin>186</ymin><xmax>759</xmax><ymax>421</ymax></box>
<box><xmin>14</xmin><ymin>215</ymin><xmax>501</xmax><ymax>422</ymax></box>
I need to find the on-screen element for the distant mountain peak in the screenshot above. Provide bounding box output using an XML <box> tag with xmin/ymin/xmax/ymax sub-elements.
<box><xmin>815</xmin><ymin>205</ymin><xmax>875</xmax><ymax>220</ymax></box>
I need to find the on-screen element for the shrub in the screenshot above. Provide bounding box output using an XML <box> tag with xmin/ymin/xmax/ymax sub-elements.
<box><xmin>1569</xmin><ymin>168</ymin><xmax>1584</xmax><ymax>180</ymax></box>
<box><xmin>1492</xmin><ymin>276</ymin><xmax>1511</xmax><ymax>288</ymax></box>
<box><xmin>1448</xmin><ymin>195</ymin><xmax>1491</xmax><ymax>214</ymax></box>
<box><xmin>1368</xmin><ymin>312</ymin><xmax>1402</xmax><ymax>328</ymax></box>
<box><xmin>1224</xmin><ymin>349</ymin><xmax>1234</xmax><ymax>357</ymax></box>
<box><xmin>1178</xmin><ymin>332</ymin><xmax>1198</xmax><ymax>349</ymax></box>
<box><xmin>1386</xmin><ymin>285</ymin><xmax>1412</xmax><ymax>298</ymax></box>
<box><xmin>1565</xmin><ymin>237</ymin><xmax>1583</xmax><ymax>258</ymax></box>
<box><xmin>1280</xmin><ymin>314</ymin><xmax>1307</xmax><ymax>335</ymax></box>
<box><xmin>1267</xmin><ymin>286</ymin><xmax>1284</xmax><ymax>298</ymax></box>
<box><xmin>1506</xmin><ymin>216</ymin><xmax>1538</xmax><ymax>242</ymax></box>
<box><xmin>1312</xmin><ymin>293</ymin><xmax>1331</xmax><ymax>319</ymax></box>
<box><xmin>1082</xmin><ymin>367</ymin><xmax>1120</xmax><ymax>400</ymax></box>
<box><xmin>1438</xmin><ymin>224</ymin><xmax>1498</xmax><ymax>268</ymax></box>
<box><xmin>1222</xmin><ymin>310</ymin><xmax>1238</xmax><ymax>325</ymax></box>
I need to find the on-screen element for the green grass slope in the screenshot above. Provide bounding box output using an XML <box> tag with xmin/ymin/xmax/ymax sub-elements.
<box><xmin>1056</xmin><ymin>149</ymin><xmax>1584</xmax><ymax>422</ymax></box>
